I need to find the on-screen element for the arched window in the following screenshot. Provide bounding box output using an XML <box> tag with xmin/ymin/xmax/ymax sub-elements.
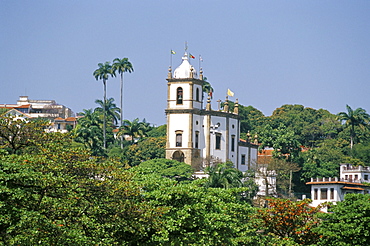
<box><xmin>173</xmin><ymin>151</ymin><xmax>185</xmax><ymax>163</ymax></box>
<box><xmin>176</xmin><ymin>87</ymin><xmax>183</xmax><ymax>104</ymax></box>
<box><xmin>196</xmin><ymin>87</ymin><xmax>200</xmax><ymax>101</ymax></box>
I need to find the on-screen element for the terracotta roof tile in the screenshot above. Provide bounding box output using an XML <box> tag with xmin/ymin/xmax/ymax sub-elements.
<box><xmin>65</xmin><ymin>117</ymin><xmax>77</xmax><ymax>121</ymax></box>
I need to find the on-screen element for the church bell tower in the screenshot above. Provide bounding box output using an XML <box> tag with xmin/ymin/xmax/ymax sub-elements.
<box><xmin>165</xmin><ymin>52</ymin><xmax>204</xmax><ymax>166</ymax></box>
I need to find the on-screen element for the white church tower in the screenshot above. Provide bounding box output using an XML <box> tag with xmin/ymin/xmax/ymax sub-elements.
<box><xmin>165</xmin><ymin>51</ymin><xmax>258</xmax><ymax>171</ymax></box>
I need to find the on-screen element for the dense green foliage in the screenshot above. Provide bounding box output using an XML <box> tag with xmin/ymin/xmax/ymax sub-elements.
<box><xmin>232</xmin><ymin>103</ymin><xmax>370</xmax><ymax>196</ymax></box>
<box><xmin>1</xmin><ymin>113</ymin><xmax>370</xmax><ymax>245</ymax></box>
<box><xmin>316</xmin><ymin>194</ymin><xmax>370</xmax><ymax>246</ymax></box>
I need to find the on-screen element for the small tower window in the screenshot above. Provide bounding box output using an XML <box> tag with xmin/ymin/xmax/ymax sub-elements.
<box><xmin>177</xmin><ymin>87</ymin><xmax>183</xmax><ymax>104</ymax></box>
<box><xmin>196</xmin><ymin>87</ymin><xmax>200</xmax><ymax>101</ymax></box>
<box><xmin>231</xmin><ymin>135</ymin><xmax>235</xmax><ymax>152</ymax></box>
<box><xmin>215</xmin><ymin>133</ymin><xmax>221</xmax><ymax>150</ymax></box>
<box><xmin>195</xmin><ymin>131</ymin><xmax>199</xmax><ymax>149</ymax></box>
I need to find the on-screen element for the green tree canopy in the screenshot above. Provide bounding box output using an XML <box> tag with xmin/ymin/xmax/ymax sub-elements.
<box><xmin>0</xmin><ymin>133</ymin><xmax>162</xmax><ymax>245</ymax></box>
<box><xmin>0</xmin><ymin>116</ymin><xmax>49</xmax><ymax>154</ymax></box>
<box><xmin>132</xmin><ymin>158</ymin><xmax>194</xmax><ymax>181</ymax></box>
<box><xmin>123</xmin><ymin>136</ymin><xmax>166</xmax><ymax>166</ymax></box>
<box><xmin>258</xmin><ymin>123</ymin><xmax>301</xmax><ymax>161</ymax></box>
<box><xmin>316</xmin><ymin>193</ymin><xmax>370</xmax><ymax>246</ymax></box>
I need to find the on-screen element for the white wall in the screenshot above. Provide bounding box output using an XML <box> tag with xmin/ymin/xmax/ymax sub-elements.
<box><xmin>167</xmin><ymin>113</ymin><xmax>190</xmax><ymax>148</ymax></box>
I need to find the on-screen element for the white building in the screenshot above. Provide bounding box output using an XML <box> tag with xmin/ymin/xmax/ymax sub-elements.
<box><xmin>0</xmin><ymin>96</ymin><xmax>73</xmax><ymax>119</ymax></box>
<box><xmin>48</xmin><ymin>116</ymin><xmax>78</xmax><ymax>133</ymax></box>
<box><xmin>165</xmin><ymin>52</ymin><xmax>258</xmax><ymax>171</ymax></box>
<box><xmin>307</xmin><ymin>163</ymin><xmax>370</xmax><ymax>210</ymax></box>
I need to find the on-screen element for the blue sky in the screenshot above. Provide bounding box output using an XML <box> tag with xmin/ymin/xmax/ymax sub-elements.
<box><xmin>1</xmin><ymin>1</ymin><xmax>369</xmax><ymax>126</ymax></box>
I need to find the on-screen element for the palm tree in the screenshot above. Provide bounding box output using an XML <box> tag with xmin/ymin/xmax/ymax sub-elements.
<box><xmin>112</xmin><ymin>58</ymin><xmax>134</xmax><ymax>126</ymax></box>
<box><xmin>78</xmin><ymin>108</ymin><xmax>102</xmax><ymax>127</ymax></box>
<box><xmin>93</xmin><ymin>61</ymin><xmax>114</xmax><ymax>149</ymax></box>
<box><xmin>201</xmin><ymin>77</ymin><xmax>214</xmax><ymax>108</ymax></box>
<box><xmin>73</xmin><ymin>109</ymin><xmax>104</xmax><ymax>155</ymax></box>
<box><xmin>204</xmin><ymin>162</ymin><xmax>244</xmax><ymax>189</ymax></box>
<box><xmin>94</xmin><ymin>98</ymin><xmax>120</xmax><ymax>126</ymax></box>
<box><xmin>117</xmin><ymin>118</ymin><xmax>151</xmax><ymax>144</ymax></box>
<box><xmin>337</xmin><ymin>105</ymin><xmax>370</xmax><ymax>149</ymax></box>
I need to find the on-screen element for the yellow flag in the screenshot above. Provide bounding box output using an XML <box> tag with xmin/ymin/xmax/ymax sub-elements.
<box><xmin>227</xmin><ymin>89</ymin><xmax>234</xmax><ymax>97</ymax></box>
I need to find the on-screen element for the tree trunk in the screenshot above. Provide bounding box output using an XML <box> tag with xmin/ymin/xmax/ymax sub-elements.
<box><xmin>350</xmin><ymin>124</ymin><xmax>354</xmax><ymax>150</ymax></box>
<box><xmin>120</xmin><ymin>73</ymin><xmax>124</xmax><ymax>149</ymax></box>
<box><xmin>103</xmin><ymin>79</ymin><xmax>106</xmax><ymax>149</ymax></box>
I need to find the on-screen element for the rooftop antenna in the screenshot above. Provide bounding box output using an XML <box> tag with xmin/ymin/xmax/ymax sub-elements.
<box><xmin>185</xmin><ymin>41</ymin><xmax>188</xmax><ymax>59</ymax></box>
<box><xmin>198</xmin><ymin>55</ymin><xmax>203</xmax><ymax>76</ymax></box>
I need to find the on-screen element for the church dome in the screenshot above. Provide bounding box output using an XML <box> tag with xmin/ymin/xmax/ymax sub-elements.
<box><xmin>173</xmin><ymin>53</ymin><xmax>197</xmax><ymax>79</ymax></box>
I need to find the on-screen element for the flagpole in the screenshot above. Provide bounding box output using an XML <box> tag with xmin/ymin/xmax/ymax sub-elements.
<box><xmin>198</xmin><ymin>55</ymin><xmax>200</xmax><ymax>74</ymax></box>
<box><xmin>170</xmin><ymin>50</ymin><xmax>172</xmax><ymax>69</ymax></box>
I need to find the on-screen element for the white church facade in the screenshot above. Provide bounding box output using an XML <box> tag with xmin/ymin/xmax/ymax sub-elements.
<box><xmin>165</xmin><ymin>52</ymin><xmax>258</xmax><ymax>171</ymax></box>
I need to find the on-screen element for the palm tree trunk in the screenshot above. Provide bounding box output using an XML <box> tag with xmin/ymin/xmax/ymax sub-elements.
<box><xmin>120</xmin><ymin>73</ymin><xmax>124</xmax><ymax>125</ymax></box>
<box><xmin>120</xmin><ymin>73</ymin><xmax>124</xmax><ymax>149</ymax></box>
<box><xmin>350</xmin><ymin>124</ymin><xmax>354</xmax><ymax>149</ymax></box>
<box><xmin>103</xmin><ymin>79</ymin><xmax>107</xmax><ymax>149</ymax></box>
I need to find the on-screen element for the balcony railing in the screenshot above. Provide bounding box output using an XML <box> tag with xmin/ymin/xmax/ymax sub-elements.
<box><xmin>343</xmin><ymin>166</ymin><xmax>370</xmax><ymax>171</ymax></box>
<box><xmin>310</xmin><ymin>177</ymin><xmax>365</xmax><ymax>184</ymax></box>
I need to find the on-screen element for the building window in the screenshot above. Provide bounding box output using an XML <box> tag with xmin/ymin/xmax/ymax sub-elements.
<box><xmin>176</xmin><ymin>133</ymin><xmax>182</xmax><ymax>147</ymax></box>
<box><xmin>215</xmin><ymin>133</ymin><xmax>221</xmax><ymax>150</ymax></box>
<box><xmin>365</xmin><ymin>175</ymin><xmax>369</xmax><ymax>181</ymax></box>
<box><xmin>173</xmin><ymin>151</ymin><xmax>184</xmax><ymax>163</ymax></box>
<box><xmin>314</xmin><ymin>189</ymin><xmax>318</xmax><ymax>200</ymax></box>
<box><xmin>176</xmin><ymin>87</ymin><xmax>183</xmax><ymax>104</ymax></box>
<box><xmin>320</xmin><ymin>188</ymin><xmax>328</xmax><ymax>200</ymax></box>
<box><xmin>196</xmin><ymin>87</ymin><xmax>200</xmax><ymax>101</ymax></box>
<box><xmin>195</xmin><ymin>131</ymin><xmax>199</xmax><ymax>149</ymax></box>
<box><xmin>330</xmin><ymin>188</ymin><xmax>334</xmax><ymax>200</ymax></box>
<box><xmin>241</xmin><ymin>155</ymin><xmax>246</xmax><ymax>165</ymax></box>
<box><xmin>231</xmin><ymin>135</ymin><xmax>235</xmax><ymax>152</ymax></box>
<box><xmin>355</xmin><ymin>175</ymin><xmax>358</xmax><ymax>180</ymax></box>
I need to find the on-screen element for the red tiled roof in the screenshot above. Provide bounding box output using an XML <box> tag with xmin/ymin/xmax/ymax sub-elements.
<box><xmin>65</xmin><ymin>117</ymin><xmax>77</xmax><ymax>121</ymax></box>
<box><xmin>15</xmin><ymin>104</ymin><xmax>31</xmax><ymax>108</ymax></box>
<box><xmin>54</xmin><ymin>117</ymin><xmax>64</xmax><ymax>121</ymax></box>
<box><xmin>342</xmin><ymin>186</ymin><xmax>364</xmax><ymax>191</ymax></box>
